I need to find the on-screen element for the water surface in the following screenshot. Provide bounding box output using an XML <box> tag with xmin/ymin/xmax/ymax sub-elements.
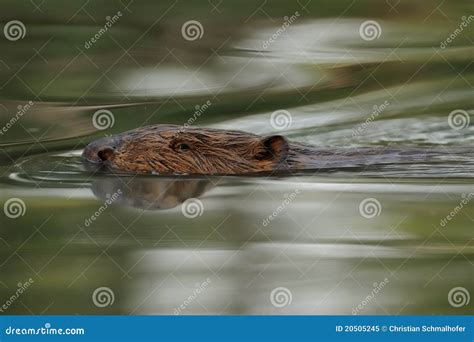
<box><xmin>0</xmin><ymin>0</ymin><xmax>473</xmax><ymax>315</ymax></box>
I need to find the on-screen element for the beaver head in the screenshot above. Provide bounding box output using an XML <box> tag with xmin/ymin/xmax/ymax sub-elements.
<box><xmin>82</xmin><ymin>125</ymin><xmax>289</xmax><ymax>174</ymax></box>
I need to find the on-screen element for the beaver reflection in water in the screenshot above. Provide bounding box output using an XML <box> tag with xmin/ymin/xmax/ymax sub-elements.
<box><xmin>82</xmin><ymin>124</ymin><xmax>463</xmax><ymax>175</ymax></box>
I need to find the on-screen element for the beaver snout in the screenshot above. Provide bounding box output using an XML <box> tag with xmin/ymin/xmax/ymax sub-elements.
<box><xmin>82</xmin><ymin>136</ymin><xmax>121</xmax><ymax>163</ymax></box>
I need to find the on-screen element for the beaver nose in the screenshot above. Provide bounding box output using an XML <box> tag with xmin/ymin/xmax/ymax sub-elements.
<box><xmin>82</xmin><ymin>136</ymin><xmax>119</xmax><ymax>163</ymax></box>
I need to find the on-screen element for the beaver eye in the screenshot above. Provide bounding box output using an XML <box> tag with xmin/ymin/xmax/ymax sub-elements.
<box><xmin>177</xmin><ymin>143</ymin><xmax>190</xmax><ymax>151</ymax></box>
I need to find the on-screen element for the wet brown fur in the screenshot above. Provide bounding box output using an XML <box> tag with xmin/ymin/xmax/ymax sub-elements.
<box><xmin>83</xmin><ymin>125</ymin><xmax>292</xmax><ymax>174</ymax></box>
<box><xmin>83</xmin><ymin>124</ymin><xmax>467</xmax><ymax>175</ymax></box>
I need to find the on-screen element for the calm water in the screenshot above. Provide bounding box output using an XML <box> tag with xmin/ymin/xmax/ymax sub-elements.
<box><xmin>0</xmin><ymin>1</ymin><xmax>473</xmax><ymax>315</ymax></box>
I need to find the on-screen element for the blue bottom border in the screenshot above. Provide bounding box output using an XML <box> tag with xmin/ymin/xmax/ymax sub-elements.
<box><xmin>0</xmin><ymin>315</ymin><xmax>472</xmax><ymax>341</ymax></box>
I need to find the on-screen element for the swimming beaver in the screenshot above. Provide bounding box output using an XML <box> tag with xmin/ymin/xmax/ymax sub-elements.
<box><xmin>82</xmin><ymin>124</ymin><xmax>470</xmax><ymax>175</ymax></box>
<box><xmin>83</xmin><ymin>124</ymin><xmax>293</xmax><ymax>174</ymax></box>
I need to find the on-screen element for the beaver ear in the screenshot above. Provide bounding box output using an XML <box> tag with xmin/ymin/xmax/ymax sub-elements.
<box><xmin>255</xmin><ymin>135</ymin><xmax>289</xmax><ymax>162</ymax></box>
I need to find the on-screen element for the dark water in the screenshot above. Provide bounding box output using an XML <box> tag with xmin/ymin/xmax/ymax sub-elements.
<box><xmin>0</xmin><ymin>1</ymin><xmax>473</xmax><ymax>315</ymax></box>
